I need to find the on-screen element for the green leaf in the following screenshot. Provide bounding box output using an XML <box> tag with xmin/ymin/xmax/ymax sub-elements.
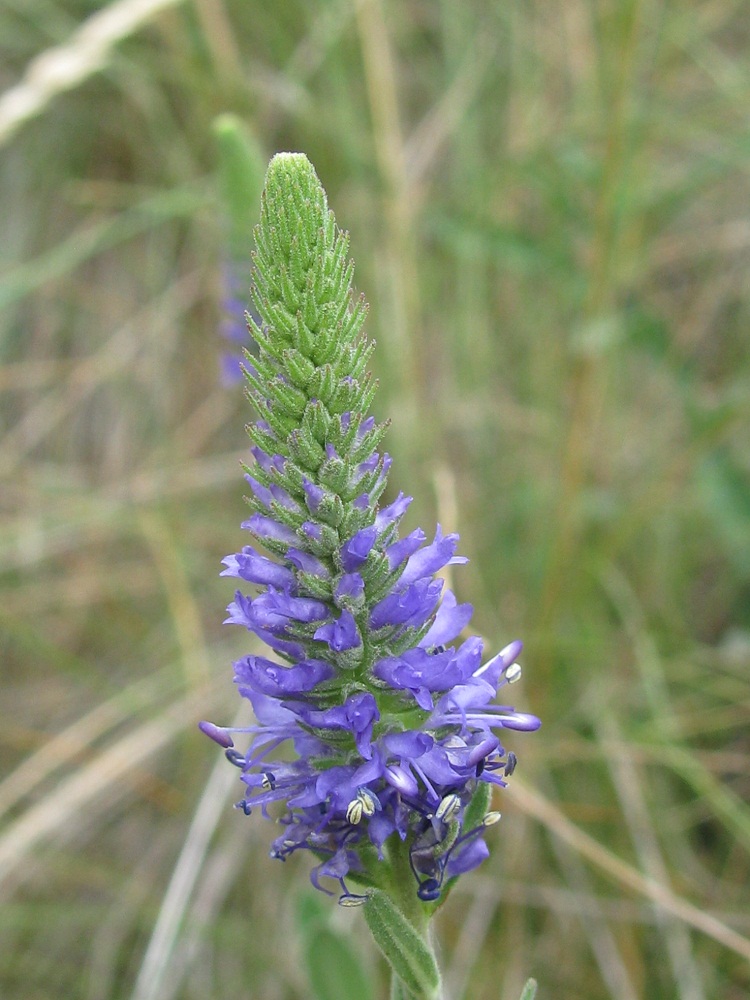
<box><xmin>519</xmin><ymin>978</ymin><xmax>538</xmax><ymax>1000</ymax></box>
<box><xmin>303</xmin><ymin>927</ymin><xmax>374</xmax><ymax>1000</ymax></box>
<box><xmin>296</xmin><ymin>892</ymin><xmax>374</xmax><ymax>1000</ymax></box>
<box><xmin>363</xmin><ymin>890</ymin><xmax>441</xmax><ymax>1000</ymax></box>
<box><xmin>296</xmin><ymin>889</ymin><xmax>328</xmax><ymax>932</ymax></box>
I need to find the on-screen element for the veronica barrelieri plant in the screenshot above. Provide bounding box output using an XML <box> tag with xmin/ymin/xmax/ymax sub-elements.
<box><xmin>201</xmin><ymin>153</ymin><xmax>540</xmax><ymax>1000</ymax></box>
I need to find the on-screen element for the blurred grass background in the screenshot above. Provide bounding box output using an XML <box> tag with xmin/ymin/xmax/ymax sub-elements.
<box><xmin>1</xmin><ymin>0</ymin><xmax>749</xmax><ymax>997</ymax></box>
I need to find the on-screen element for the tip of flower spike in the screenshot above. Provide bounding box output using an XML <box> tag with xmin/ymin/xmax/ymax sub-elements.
<box><xmin>268</xmin><ymin>151</ymin><xmax>311</xmax><ymax>167</ymax></box>
<box><xmin>263</xmin><ymin>152</ymin><xmax>325</xmax><ymax>211</ymax></box>
<box><xmin>198</xmin><ymin>721</ymin><xmax>234</xmax><ymax>748</ymax></box>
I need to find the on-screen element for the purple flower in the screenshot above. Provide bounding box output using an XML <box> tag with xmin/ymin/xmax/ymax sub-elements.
<box><xmin>334</xmin><ymin>573</ymin><xmax>365</xmax><ymax>607</ymax></box>
<box><xmin>370</xmin><ymin>578</ymin><xmax>443</xmax><ymax>631</ymax></box>
<box><xmin>285</xmin><ymin>547</ymin><xmax>330</xmax><ymax>578</ymax></box>
<box><xmin>418</xmin><ymin>590</ymin><xmax>473</xmax><ymax>648</ymax></box>
<box><xmin>242</xmin><ymin>513</ymin><xmax>297</xmax><ymax>545</ymax></box>
<box><xmin>386</xmin><ymin>528</ymin><xmax>426</xmax><ymax>571</ymax></box>
<box><xmin>399</xmin><ymin>524</ymin><xmax>466</xmax><ymax>587</ymax></box>
<box><xmin>375</xmin><ymin>492</ymin><xmax>412</xmax><ymax>531</ymax></box>
<box><xmin>314</xmin><ymin>609</ymin><xmax>362</xmax><ymax>652</ymax></box>
<box><xmin>235</xmin><ymin>655</ymin><xmax>335</xmax><ymax>696</ymax></box>
<box><xmin>218</xmin><ymin>271</ymin><xmax>250</xmax><ymax>386</ymax></box>
<box><xmin>301</xmin><ymin>477</ymin><xmax>325</xmax><ymax>513</ymax></box>
<box><xmin>207</xmin><ymin>492</ymin><xmax>539</xmax><ymax>906</ymax></box>
<box><xmin>340</xmin><ymin>526</ymin><xmax>378</xmax><ymax>571</ymax></box>
<box><xmin>221</xmin><ymin>547</ymin><xmax>296</xmax><ymax>590</ymax></box>
<box><xmin>373</xmin><ymin>636</ymin><xmax>484</xmax><ymax>701</ymax></box>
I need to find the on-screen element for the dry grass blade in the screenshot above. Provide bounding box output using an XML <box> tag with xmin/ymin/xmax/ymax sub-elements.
<box><xmin>0</xmin><ymin>683</ymin><xmax>223</xmax><ymax>894</ymax></box>
<box><xmin>403</xmin><ymin>34</ymin><xmax>497</xmax><ymax>191</ymax></box>
<box><xmin>0</xmin><ymin>0</ymin><xmax>186</xmax><ymax>147</ymax></box>
<box><xmin>548</xmin><ymin>833</ymin><xmax>639</xmax><ymax>1000</ymax></box>
<box><xmin>0</xmin><ymin>668</ymin><xmax>179</xmax><ymax>822</ymax></box>
<box><xmin>0</xmin><ymin>272</ymin><xmax>199</xmax><ymax>477</ymax></box>
<box><xmin>130</xmin><ymin>704</ymin><xmax>249</xmax><ymax>1000</ymax></box>
<box><xmin>598</xmin><ymin>711</ymin><xmax>706</xmax><ymax>1000</ymax></box>
<box><xmin>506</xmin><ymin>777</ymin><xmax>750</xmax><ymax>964</ymax></box>
<box><xmin>0</xmin><ymin>452</ymin><xmax>244</xmax><ymax>574</ymax></box>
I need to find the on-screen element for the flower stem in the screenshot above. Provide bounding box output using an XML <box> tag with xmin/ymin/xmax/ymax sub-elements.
<box><xmin>390</xmin><ymin>974</ymin><xmax>419</xmax><ymax>1000</ymax></box>
<box><xmin>378</xmin><ymin>838</ymin><xmax>445</xmax><ymax>1000</ymax></box>
<box><xmin>385</xmin><ymin>835</ymin><xmax>429</xmax><ymax>933</ymax></box>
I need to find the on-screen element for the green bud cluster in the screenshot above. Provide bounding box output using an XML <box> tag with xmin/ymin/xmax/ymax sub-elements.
<box><xmin>244</xmin><ymin>153</ymin><xmax>390</xmax><ymax>550</ymax></box>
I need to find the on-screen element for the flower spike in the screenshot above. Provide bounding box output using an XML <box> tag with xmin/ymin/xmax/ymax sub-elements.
<box><xmin>201</xmin><ymin>152</ymin><xmax>539</xmax><ymax>904</ymax></box>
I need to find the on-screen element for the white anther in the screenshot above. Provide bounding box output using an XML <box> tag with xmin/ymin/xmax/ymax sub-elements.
<box><xmin>435</xmin><ymin>794</ymin><xmax>461</xmax><ymax>823</ymax></box>
<box><xmin>483</xmin><ymin>811</ymin><xmax>502</xmax><ymax>827</ymax></box>
<box><xmin>339</xmin><ymin>893</ymin><xmax>368</xmax><ymax>907</ymax></box>
<box><xmin>358</xmin><ymin>787</ymin><xmax>378</xmax><ymax>818</ymax></box>
<box><xmin>346</xmin><ymin>799</ymin><xmax>364</xmax><ymax>825</ymax></box>
<box><xmin>505</xmin><ymin>662</ymin><xmax>522</xmax><ymax>684</ymax></box>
